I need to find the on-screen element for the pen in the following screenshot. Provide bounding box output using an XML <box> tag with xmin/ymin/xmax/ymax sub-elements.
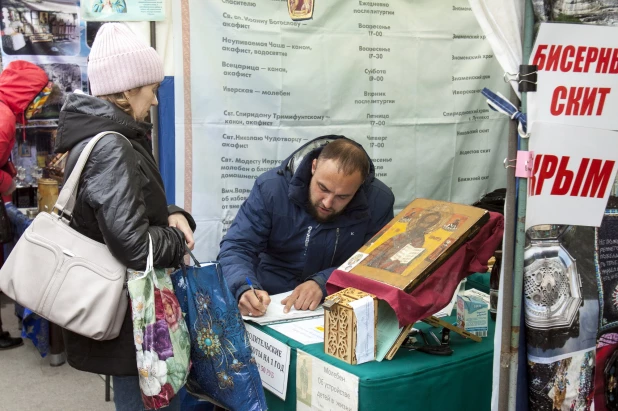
<box><xmin>246</xmin><ymin>277</ymin><xmax>263</xmax><ymax>302</ymax></box>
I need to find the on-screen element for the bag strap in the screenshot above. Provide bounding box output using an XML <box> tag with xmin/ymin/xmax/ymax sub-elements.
<box><xmin>185</xmin><ymin>245</ymin><xmax>201</xmax><ymax>267</ymax></box>
<box><xmin>146</xmin><ymin>233</ymin><xmax>154</xmax><ymax>273</ymax></box>
<box><xmin>54</xmin><ymin>131</ymin><xmax>129</xmax><ymax>219</ymax></box>
<box><xmin>128</xmin><ymin>234</ymin><xmax>156</xmax><ymax>282</ymax></box>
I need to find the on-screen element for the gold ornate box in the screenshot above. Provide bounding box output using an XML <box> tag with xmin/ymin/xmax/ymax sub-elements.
<box><xmin>323</xmin><ymin>288</ymin><xmax>377</xmax><ymax>365</ymax></box>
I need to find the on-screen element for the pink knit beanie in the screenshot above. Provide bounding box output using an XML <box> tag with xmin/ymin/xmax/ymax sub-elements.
<box><xmin>88</xmin><ymin>23</ymin><xmax>164</xmax><ymax>97</ymax></box>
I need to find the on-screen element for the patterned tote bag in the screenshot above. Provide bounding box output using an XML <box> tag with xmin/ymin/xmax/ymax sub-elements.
<box><xmin>171</xmin><ymin>255</ymin><xmax>268</xmax><ymax>411</ymax></box>
<box><xmin>127</xmin><ymin>235</ymin><xmax>191</xmax><ymax>410</ymax></box>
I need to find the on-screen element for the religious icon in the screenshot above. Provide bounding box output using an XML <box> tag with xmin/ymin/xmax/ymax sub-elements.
<box><xmin>288</xmin><ymin>0</ymin><xmax>314</xmax><ymax>21</ymax></box>
<box><xmin>91</xmin><ymin>0</ymin><xmax>127</xmax><ymax>14</ymax></box>
<box><xmin>364</xmin><ymin>208</ymin><xmax>446</xmax><ymax>274</ymax></box>
<box><xmin>342</xmin><ymin>199</ymin><xmax>489</xmax><ymax>292</ymax></box>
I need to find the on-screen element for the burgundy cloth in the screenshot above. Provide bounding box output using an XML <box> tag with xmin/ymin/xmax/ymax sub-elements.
<box><xmin>326</xmin><ymin>211</ymin><xmax>504</xmax><ymax>327</ymax></box>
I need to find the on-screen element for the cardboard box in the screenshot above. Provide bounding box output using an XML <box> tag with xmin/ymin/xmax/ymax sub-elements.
<box><xmin>323</xmin><ymin>288</ymin><xmax>378</xmax><ymax>365</ymax></box>
<box><xmin>457</xmin><ymin>289</ymin><xmax>489</xmax><ymax>338</ymax></box>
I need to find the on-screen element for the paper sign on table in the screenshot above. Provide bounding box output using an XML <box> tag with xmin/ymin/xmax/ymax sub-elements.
<box><xmin>245</xmin><ymin>324</ymin><xmax>291</xmax><ymax>400</ymax></box>
<box><xmin>296</xmin><ymin>350</ymin><xmax>359</xmax><ymax>411</ymax></box>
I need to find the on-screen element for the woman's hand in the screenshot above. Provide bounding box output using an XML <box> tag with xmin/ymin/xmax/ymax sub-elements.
<box><xmin>168</xmin><ymin>213</ymin><xmax>195</xmax><ymax>250</ymax></box>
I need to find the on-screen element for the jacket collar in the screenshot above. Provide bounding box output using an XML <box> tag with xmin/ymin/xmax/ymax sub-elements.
<box><xmin>54</xmin><ymin>93</ymin><xmax>152</xmax><ymax>154</ymax></box>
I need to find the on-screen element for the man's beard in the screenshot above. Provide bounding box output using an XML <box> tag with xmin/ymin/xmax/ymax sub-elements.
<box><xmin>306</xmin><ymin>201</ymin><xmax>342</xmax><ymax>223</ymax></box>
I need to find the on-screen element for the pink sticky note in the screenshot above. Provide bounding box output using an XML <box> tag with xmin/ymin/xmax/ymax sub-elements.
<box><xmin>515</xmin><ymin>151</ymin><xmax>534</xmax><ymax>178</ymax></box>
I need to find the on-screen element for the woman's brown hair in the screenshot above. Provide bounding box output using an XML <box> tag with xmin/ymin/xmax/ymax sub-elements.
<box><xmin>98</xmin><ymin>91</ymin><xmax>134</xmax><ymax>119</ymax></box>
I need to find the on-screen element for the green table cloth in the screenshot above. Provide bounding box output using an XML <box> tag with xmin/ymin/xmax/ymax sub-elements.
<box><xmin>465</xmin><ymin>272</ymin><xmax>491</xmax><ymax>294</ymax></box>
<box><xmin>259</xmin><ymin>313</ymin><xmax>495</xmax><ymax>411</ymax></box>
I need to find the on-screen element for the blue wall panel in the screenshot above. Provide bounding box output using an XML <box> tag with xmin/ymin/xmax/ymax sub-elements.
<box><xmin>158</xmin><ymin>76</ymin><xmax>175</xmax><ymax>204</ymax></box>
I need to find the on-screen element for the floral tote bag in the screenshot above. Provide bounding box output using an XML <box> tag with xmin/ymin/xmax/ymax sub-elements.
<box><xmin>127</xmin><ymin>235</ymin><xmax>191</xmax><ymax>410</ymax></box>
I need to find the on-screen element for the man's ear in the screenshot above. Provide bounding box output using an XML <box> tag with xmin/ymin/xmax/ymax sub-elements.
<box><xmin>311</xmin><ymin>159</ymin><xmax>317</xmax><ymax>175</ymax></box>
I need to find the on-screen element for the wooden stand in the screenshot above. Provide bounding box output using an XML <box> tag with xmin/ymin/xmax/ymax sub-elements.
<box><xmin>421</xmin><ymin>315</ymin><xmax>482</xmax><ymax>343</ymax></box>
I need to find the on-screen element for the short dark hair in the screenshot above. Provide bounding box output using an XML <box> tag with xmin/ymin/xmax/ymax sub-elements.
<box><xmin>317</xmin><ymin>139</ymin><xmax>370</xmax><ymax>181</ymax></box>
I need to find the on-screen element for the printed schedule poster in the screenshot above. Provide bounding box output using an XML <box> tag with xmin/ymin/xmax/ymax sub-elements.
<box><xmin>176</xmin><ymin>0</ymin><xmax>511</xmax><ymax>260</ymax></box>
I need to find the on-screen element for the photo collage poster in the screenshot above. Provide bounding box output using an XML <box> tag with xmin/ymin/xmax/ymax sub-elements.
<box><xmin>0</xmin><ymin>0</ymin><xmax>97</xmax><ymax>187</ymax></box>
<box><xmin>80</xmin><ymin>0</ymin><xmax>165</xmax><ymax>22</ymax></box>
<box><xmin>525</xmin><ymin>3</ymin><xmax>618</xmax><ymax>410</ymax></box>
<box><xmin>524</xmin><ymin>224</ymin><xmax>597</xmax><ymax>411</ymax></box>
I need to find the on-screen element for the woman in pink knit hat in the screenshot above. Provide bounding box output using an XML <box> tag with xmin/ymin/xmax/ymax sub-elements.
<box><xmin>53</xmin><ymin>23</ymin><xmax>194</xmax><ymax>411</ymax></box>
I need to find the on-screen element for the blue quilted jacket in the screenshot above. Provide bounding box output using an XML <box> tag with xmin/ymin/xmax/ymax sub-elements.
<box><xmin>218</xmin><ymin>135</ymin><xmax>395</xmax><ymax>301</ymax></box>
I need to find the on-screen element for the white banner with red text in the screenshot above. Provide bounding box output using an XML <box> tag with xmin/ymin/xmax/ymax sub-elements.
<box><xmin>526</xmin><ymin>122</ymin><xmax>618</xmax><ymax>229</ymax></box>
<box><xmin>528</xmin><ymin>23</ymin><xmax>618</xmax><ymax>131</ymax></box>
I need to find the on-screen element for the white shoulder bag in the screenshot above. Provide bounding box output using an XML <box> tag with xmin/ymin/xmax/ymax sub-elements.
<box><xmin>0</xmin><ymin>132</ymin><xmax>130</xmax><ymax>340</ymax></box>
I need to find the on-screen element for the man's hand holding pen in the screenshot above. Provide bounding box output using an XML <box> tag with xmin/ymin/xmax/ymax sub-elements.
<box><xmin>239</xmin><ymin>277</ymin><xmax>271</xmax><ymax>317</ymax></box>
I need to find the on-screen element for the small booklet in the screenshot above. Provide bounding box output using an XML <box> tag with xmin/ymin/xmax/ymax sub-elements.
<box><xmin>242</xmin><ymin>290</ymin><xmax>324</xmax><ymax>325</ymax></box>
<box><xmin>375</xmin><ymin>300</ymin><xmax>413</xmax><ymax>362</ymax></box>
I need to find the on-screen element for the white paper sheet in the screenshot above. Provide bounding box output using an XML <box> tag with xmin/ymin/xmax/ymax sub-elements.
<box><xmin>348</xmin><ymin>296</ymin><xmax>375</xmax><ymax>364</ymax></box>
<box><xmin>242</xmin><ymin>291</ymin><xmax>324</xmax><ymax>325</ymax></box>
<box><xmin>269</xmin><ymin>318</ymin><xmax>325</xmax><ymax>345</ymax></box>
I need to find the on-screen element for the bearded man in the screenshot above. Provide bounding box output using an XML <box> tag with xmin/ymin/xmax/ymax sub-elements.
<box><xmin>218</xmin><ymin>136</ymin><xmax>394</xmax><ymax>317</ymax></box>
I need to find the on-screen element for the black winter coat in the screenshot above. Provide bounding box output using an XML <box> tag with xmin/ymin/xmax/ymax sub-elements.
<box><xmin>55</xmin><ymin>93</ymin><xmax>195</xmax><ymax>376</ymax></box>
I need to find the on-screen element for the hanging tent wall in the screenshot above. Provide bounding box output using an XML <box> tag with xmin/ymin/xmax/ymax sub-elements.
<box><xmin>172</xmin><ymin>0</ymin><xmax>512</xmax><ymax>261</ymax></box>
<box><xmin>468</xmin><ymin>1</ymin><xmax>526</xmax><ymax>410</ymax></box>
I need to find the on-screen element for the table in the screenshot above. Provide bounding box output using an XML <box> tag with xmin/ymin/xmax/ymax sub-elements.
<box><xmin>258</xmin><ymin>313</ymin><xmax>495</xmax><ymax>411</ymax></box>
